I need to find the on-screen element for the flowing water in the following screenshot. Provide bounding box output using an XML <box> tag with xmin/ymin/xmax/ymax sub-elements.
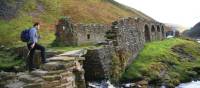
<box><xmin>88</xmin><ymin>80</ymin><xmax>115</xmax><ymax>88</ymax></box>
<box><xmin>176</xmin><ymin>81</ymin><xmax>200</xmax><ymax>88</ymax></box>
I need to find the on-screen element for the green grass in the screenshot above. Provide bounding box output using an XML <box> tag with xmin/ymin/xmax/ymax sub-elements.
<box><xmin>0</xmin><ymin>50</ymin><xmax>24</xmax><ymax>71</ymax></box>
<box><xmin>122</xmin><ymin>38</ymin><xmax>200</xmax><ymax>87</ymax></box>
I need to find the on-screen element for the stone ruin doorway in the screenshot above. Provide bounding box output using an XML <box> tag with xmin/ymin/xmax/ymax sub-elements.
<box><xmin>144</xmin><ymin>25</ymin><xmax>151</xmax><ymax>42</ymax></box>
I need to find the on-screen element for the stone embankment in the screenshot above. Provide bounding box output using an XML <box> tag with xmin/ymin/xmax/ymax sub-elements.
<box><xmin>0</xmin><ymin>50</ymin><xmax>86</xmax><ymax>88</ymax></box>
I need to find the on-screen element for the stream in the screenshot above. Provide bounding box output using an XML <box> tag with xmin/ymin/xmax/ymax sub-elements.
<box><xmin>176</xmin><ymin>81</ymin><xmax>200</xmax><ymax>88</ymax></box>
<box><xmin>88</xmin><ymin>81</ymin><xmax>200</xmax><ymax>88</ymax></box>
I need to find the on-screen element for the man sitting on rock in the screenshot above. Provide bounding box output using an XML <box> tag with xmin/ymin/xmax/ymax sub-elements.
<box><xmin>27</xmin><ymin>22</ymin><xmax>47</xmax><ymax>71</ymax></box>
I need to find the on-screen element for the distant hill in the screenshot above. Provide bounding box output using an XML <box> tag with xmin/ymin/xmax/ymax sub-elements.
<box><xmin>0</xmin><ymin>0</ymin><xmax>155</xmax><ymax>47</ymax></box>
<box><xmin>184</xmin><ymin>22</ymin><xmax>200</xmax><ymax>38</ymax></box>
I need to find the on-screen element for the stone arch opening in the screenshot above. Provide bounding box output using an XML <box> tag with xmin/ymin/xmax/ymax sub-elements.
<box><xmin>144</xmin><ymin>25</ymin><xmax>151</xmax><ymax>42</ymax></box>
<box><xmin>157</xmin><ymin>25</ymin><xmax>160</xmax><ymax>32</ymax></box>
<box><xmin>151</xmin><ymin>25</ymin><xmax>155</xmax><ymax>32</ymax></box>
<box><xmin>87</xmin><ymin>34</ymin><xmax>90</xmax><ymax>40</ymax></box>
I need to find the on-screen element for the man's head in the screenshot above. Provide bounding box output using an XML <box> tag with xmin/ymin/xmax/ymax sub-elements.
<box><xmin>33</xmin><ymin>22</ymin><xmax>40</xmax><ymax>30</ymax></box>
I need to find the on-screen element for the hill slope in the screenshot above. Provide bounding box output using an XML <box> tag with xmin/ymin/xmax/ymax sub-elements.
<box><xmin>0</xmin><ymin>0</ymin><xmax>154</xmax><ymax>47</ymax></box>
<box><xmin>184</xmin><ymin>21</ymin><xmax>200</xmax><ymax>38</ymax></box>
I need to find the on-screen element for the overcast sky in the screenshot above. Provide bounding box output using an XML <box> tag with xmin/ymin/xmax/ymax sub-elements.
<box><xmin>115</xmin><ymin>0</ymin><xmax>200</xmax><ymax>28</ymax></box>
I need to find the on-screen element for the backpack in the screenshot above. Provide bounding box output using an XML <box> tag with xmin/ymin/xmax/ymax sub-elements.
<box><xmin>20</xmin><ymin>29</ymin><xmax>30</xmax><ymax>42</ymax></box>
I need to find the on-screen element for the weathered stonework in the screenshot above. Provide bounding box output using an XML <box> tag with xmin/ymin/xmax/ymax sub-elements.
<box><xmin>1</xmin><ymin>52</ymin><xmax>86</xmax><ymax>88</ymax></box>
<box><xmin>83</xmin><ymin>46</ymin><xmax>113</xmax><ymax>81</ymax></box>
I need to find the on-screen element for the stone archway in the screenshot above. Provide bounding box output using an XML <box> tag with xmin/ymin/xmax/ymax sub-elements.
<box><xmin>151</xmin><ymin>25</ymin><xmax>156</xmax><ymax>40</ymax></box>
<box><xmin>144</xmin><ymin>25</ymin><xmax>151</xmax><ymax>42</ymax></box>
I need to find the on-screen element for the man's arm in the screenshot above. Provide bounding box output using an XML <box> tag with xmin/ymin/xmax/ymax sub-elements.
<box><xmin>29</xmin><ymin>28</ymin><xmax>37</xmax><ymax>48</ymax></box>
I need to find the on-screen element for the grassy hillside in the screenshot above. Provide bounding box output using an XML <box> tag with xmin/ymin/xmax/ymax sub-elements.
<box><xmin>122</xmin><ymin>38</ymin><xmax>200</xmax><ymax>87</ymax></box>
<box><xmin>0</xmin><ymin>0</ymin><xmax>152</xmax><ymax>47</ymax></box>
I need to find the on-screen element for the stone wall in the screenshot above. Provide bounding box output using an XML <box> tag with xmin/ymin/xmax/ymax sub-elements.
<box><xmin>54</xmin><ymin>17</ymin><xmax>110</xmax><ymax>46</ymax></box>
<box><xmin>1</xmin><ymin>52</ymin><xmax>86</xmax><ymax>88</ymax></box>
<box><xmin>83</xmin><ymin>46</ymin><xmax>113</xmax><ymax>81</ymax></box>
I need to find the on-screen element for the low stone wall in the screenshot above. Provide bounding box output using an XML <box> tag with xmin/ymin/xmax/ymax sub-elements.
<box><xmin>1</xmin><ymin>52</ymin><xmax>86</xmax><ymax>88</ymax></box>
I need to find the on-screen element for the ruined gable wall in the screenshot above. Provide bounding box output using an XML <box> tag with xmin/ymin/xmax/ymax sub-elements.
<box><xmin>55</xmin><ymin>18</ymin><xmax>110</xmax><ymax>46</ymax></box>
<box><xmin>74</xmin><ymin>24</ymin><xmax>110</xmax><ymax>46</ymax></box>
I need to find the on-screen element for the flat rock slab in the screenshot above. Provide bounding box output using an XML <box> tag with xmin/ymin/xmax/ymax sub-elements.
<box><xmin>31</xmin><ymin>70</ymin><xmax>48</xmax><ymax>77</ymax></box>
<box><xmin>41</xmin><ymin>62</ymin><xmax>66</xmax><ymax>71</ymax></box>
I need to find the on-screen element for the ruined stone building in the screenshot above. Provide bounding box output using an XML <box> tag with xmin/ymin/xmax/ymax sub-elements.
<box><xmin>54</xmin><ymin>17</ymin><xmax>110</xmax><ymax>46</ymax></box>
<box><xmin>55</xmin><ymin>17</ymin><xmax>168</xmax><ymax>46</ymax></box>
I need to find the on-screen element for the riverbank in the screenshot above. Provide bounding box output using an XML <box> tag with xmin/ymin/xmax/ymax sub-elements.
<box><xmin>122</xmin><ymin>38</ymin><xmax>200</xmax><ymax>87</ymax></box>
